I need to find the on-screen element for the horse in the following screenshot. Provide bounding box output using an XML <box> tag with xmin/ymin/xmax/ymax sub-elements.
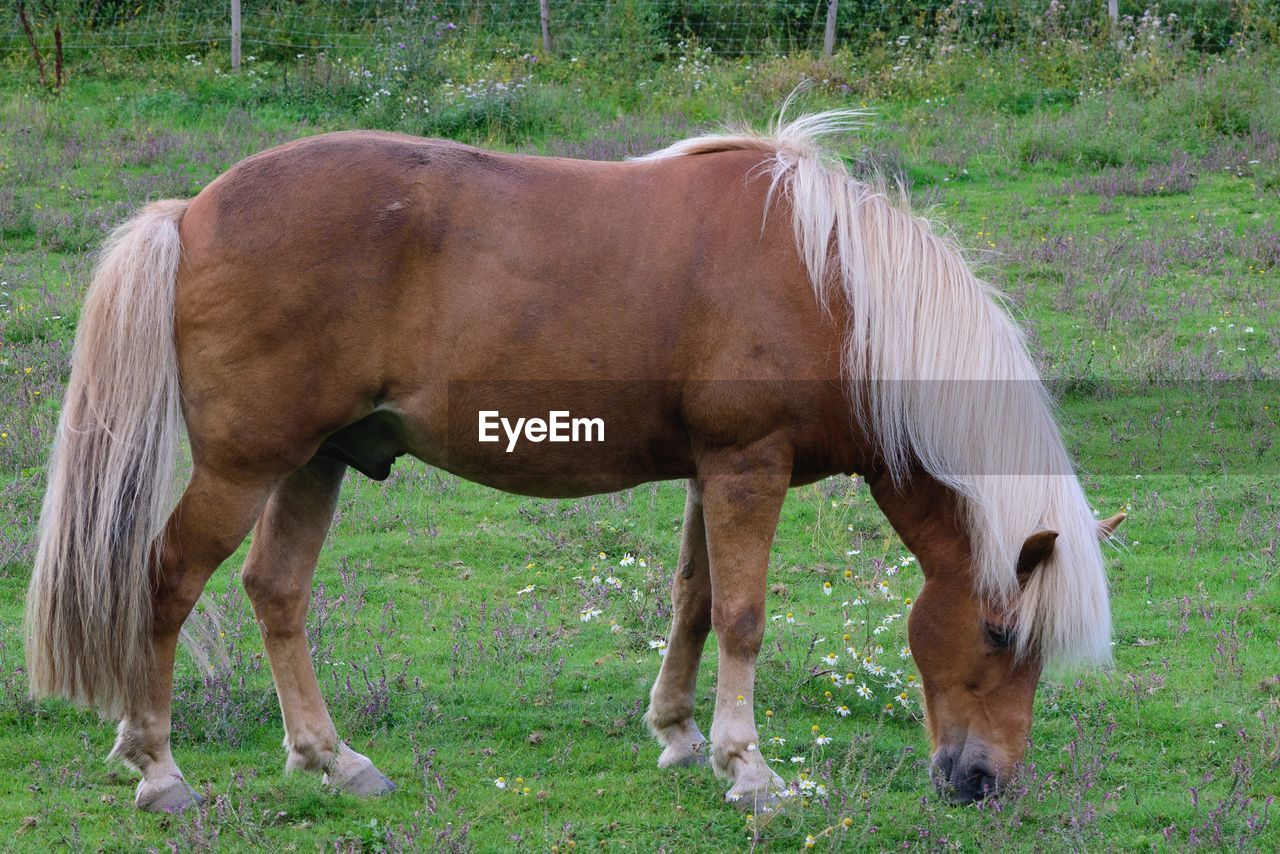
<box><xmin>24</xmin><ymin>109</ymin><xmax>1122</xmax><ymax>814</ymax></box>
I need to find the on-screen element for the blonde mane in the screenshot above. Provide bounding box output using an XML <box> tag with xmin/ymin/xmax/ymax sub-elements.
<box><xmin>642</xmin><ymin>110</ymin><xmax>1111</xmax><ymax>669</ymax></box>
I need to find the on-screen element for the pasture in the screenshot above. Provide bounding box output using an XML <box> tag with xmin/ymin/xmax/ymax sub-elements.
<box><xmin>0</xmin><ymin>3</ymin><xmax>1278</xmax><ymax>850</ymax></box>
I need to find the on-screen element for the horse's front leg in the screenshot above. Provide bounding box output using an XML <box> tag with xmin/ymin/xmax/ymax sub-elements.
<box><xmin>699</xmin><ymin>454</ymin><xmax>789</xmax><ymax>810</ymax></box>
<box><xmin>646</xmin><ymin>481</ymin><xmax>712</xmax><ymax>767</ymax></box>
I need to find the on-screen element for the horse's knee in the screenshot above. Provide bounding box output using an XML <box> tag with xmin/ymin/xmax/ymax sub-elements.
<box><xmin>712</xmin><ymin>601</ymin><xmax>765</xmax><ymax>656</ymax></box>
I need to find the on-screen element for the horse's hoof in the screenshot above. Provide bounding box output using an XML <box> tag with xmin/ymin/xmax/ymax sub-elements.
<box><xmin>725</xmin><ymin>783</ymin><xmax>785</xmax><ymax>813</ymax></box>
<box><xmin>323</xmin><ymin>744</ymin><xmax>396</xmax><ymax>797</ymax></box>
<box><xmin>325</xmin><ymin>762</ymin><xmax>396</xmax><ymax>796</ymax></box>
<box><xmin>136</xmin><ymin>774</ymin><xmax>203</xmax><ymax>813</ymax></box>
<box><xmin>725</xmin><ymin>766</ymin><xmax>786</xmax><ymax>812</ymax></box>
<box><xmin>658</xmin><ymin>741</ymin><xmax>710</xmax><ymax>768</ymax></box>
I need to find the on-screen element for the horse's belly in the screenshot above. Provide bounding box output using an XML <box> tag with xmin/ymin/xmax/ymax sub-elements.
<box><xmin>403</xmin><ymin>399</ymin><xmax>695</xmax><ymax>497</ymax></box>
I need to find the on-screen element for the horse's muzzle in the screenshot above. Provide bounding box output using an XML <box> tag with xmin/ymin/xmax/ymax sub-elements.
<box><xmin>931</xmin><ymin>749</ymin><xmax>1000</xmax><ymax>804</ymax></box>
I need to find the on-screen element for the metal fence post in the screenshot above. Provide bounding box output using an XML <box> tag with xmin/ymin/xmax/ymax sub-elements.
<box><xmin>231</xmin><ymin>0</ymin><xmax>241</xmax><ymax>69</ymax></box>
<box><xmin>824</xmin><ymin>0</ymin><xmax>839</xmax><ymax>57</ymax></box>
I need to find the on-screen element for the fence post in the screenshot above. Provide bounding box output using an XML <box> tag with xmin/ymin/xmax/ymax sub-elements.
<box><xmin>1107</xmin><ymin>0</ymin><xmax>1118</xmax><ymax>23</ymax></box>
<box><xmin>823</xmin><ymin>0</ymin><xmax>839</xmax><ymax>57</ymax></box>
<box><xmin>539</xmin><ymin>0</ymin><xmax>553</xmax><ymax>54</ymax></box>
<box><xmin>53</xmin><ymin>24</ymin><xmax>63</xmax><ymax>88</ymax></box>
<box><xmin>231</xmin><ymin>0</ymin><xmax>241</xmax><ymax>69</ymax></box>
<box><xmin>16</xmin><ymin>2</ymin><xmax>49</xmax><ymax>87</ymax></box>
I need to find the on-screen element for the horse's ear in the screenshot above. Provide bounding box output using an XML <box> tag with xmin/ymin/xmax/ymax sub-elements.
<box><xmin>1016</xmin><ymin>530</ymin><xmax>1058</xmax><ymax>588</ymax></box>
<box><xmin>1098</xmin><ymin>512</ymin><xmax>1126</xmax><ymax>540</ymax></box>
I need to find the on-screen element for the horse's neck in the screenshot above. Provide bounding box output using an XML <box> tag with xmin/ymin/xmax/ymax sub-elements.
<box><xmin>866</xmin><ymin>469</ymin><xmax>970</xmax><ymax>577</ymax></box>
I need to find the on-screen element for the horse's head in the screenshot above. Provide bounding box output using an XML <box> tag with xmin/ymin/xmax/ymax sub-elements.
<box><xmin>908</xmin><ymin>513</ymin><xmax>1124</xmax><ymax>804</ymax></box>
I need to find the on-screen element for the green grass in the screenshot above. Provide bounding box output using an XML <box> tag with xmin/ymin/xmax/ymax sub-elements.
<box><xmin>0</xmin><ymin>30</ymin><xmax>1277</xmax><ymax>852</ymax></box>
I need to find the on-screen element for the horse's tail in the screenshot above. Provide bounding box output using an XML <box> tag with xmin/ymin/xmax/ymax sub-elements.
<box><xmin>25</xmin><ymin>199</ymin><xmax>189</xmax><ymax>719</ymax></box>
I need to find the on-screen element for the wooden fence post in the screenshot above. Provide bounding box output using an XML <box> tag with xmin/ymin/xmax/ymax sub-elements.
<box><xmin>540</xmin><ymin>0</ymin><xmax>554</xmax><ymax>55</ymax></box>
<box><xmin>1107</xmin><ymin>0</ymin><xmax>1118</xmax><ymax>23</ymax></box>
<box><xmin>231</xmin><ymin>0</ymin><xmax>242</xmax><ymax>69</ymax></box>
<box><xmin>53</xmin><ymin>24</ymin><xmax>63</xmax><ymax>88</ymax></box>
<box><xmin>16</xmin><ymin>2</ymin><xmax>48</xmax><ymax>86</ymax></box>
<box><xmin>823</xmin><ymin>0</ymin><xmax>839</xmax><ymax>57</ymax></box>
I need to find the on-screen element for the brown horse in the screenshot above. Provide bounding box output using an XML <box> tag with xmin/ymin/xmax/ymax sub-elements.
<box><xmin>25</xmin><ymin>111</ymin><xmax>1121</xmax><ymax>813</ymax></box>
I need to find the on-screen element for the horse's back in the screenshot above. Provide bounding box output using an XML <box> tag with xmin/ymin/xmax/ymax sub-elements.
<box><xmin>181</xmin><ymin>128</ymin><xmax>788</xmax><ymax>289</ymax></box>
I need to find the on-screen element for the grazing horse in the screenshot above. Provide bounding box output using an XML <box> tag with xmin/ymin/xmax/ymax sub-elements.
<box><xmin>25</xmin><ymin>111</ymin><xmax>1121</xmax><ymax>813</ymax></box>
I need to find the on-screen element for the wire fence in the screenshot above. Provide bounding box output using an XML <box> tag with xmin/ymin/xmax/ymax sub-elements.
<box><xmin>4</xmin><ymin>1</ymin><xmax>1277</xmax><ymax>64</ymax></box>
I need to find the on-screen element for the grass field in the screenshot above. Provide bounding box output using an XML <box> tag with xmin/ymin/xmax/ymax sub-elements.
<box><xmin>0</xmin><ymin>16</ymin><xmax>1278</xmax><ymax>852</ymax></box>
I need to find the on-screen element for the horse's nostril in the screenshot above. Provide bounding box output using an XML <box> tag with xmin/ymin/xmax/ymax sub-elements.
<box><xmin>938</xmin><ymin>752</ymin><xmax>956</xmax><ymax>777</ymax></box>
<box><xmin>949</xmin><ymin>766</ymin><xmax>998</xmax><ymax>804</ymax></box>
<box><xmin>935</xmin><ymin>762</ymin><xmax>1000</xmax><ymax>804</ymax></box>
<box><xmin>930</xmin><ymin>751</ymin><xmax>957</xmax><ymax>790</ymax></box>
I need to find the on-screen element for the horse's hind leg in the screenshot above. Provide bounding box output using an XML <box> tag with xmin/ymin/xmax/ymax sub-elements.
<box><xmin>112</xmin><ymin>463</ymin><xmax>278</xmax><ymax>812</ymax></box>
<box><xmin>646</xmin><ymin>482</ymin><xmax>712</xmax><ymax>767</ymax></box>
<box><xmin>240</xmin><ymin>458</ymin><xmax>394</xmax><ymax>795</ymax></box>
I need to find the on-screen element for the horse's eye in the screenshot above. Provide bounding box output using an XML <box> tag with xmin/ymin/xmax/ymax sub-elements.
<box><xmin>986</xmin><ymin>624</ymin><xmax>1013</xmax><ymax>649</ymax></box>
